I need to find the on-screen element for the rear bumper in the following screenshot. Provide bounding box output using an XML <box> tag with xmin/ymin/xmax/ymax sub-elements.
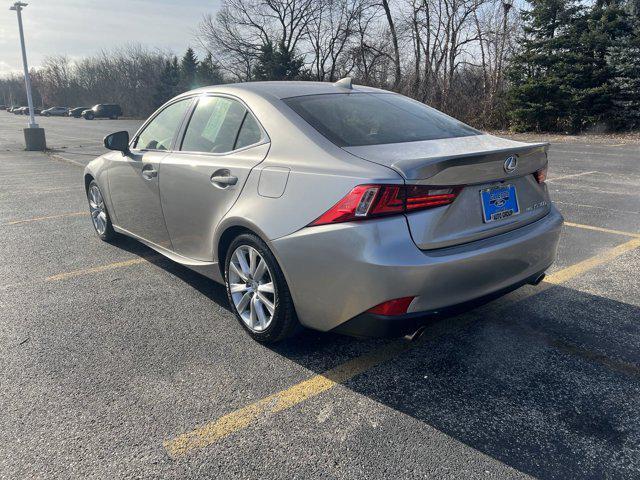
<box><xmin>269</xmin><ymin>206</ymin><xmax>563</xmax><ymax>332</ymax></box>
<box><xmin>332</xmin><ymin>269</ymin><xmax>547</xmax><ymax>338</ymax></box>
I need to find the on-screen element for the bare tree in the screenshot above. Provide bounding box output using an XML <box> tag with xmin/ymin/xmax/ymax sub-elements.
<box><xmin>306</xmin><ymin>0</ymin><xmax>362</xmax><ymax>81</ymax></box>
<box><xmin>198</xmin><ymin>0</ymin><xmax>319</xmax><ymax>80</ymax></box>
<box><xmin>381</xmin><ymin>0</ymin><xmax>402</xmax><ymax>88</ymax></box>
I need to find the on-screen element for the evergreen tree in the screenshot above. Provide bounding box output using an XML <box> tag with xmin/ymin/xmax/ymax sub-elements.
<box><xmin>153</xmin><ymin>56</ymin><xmax>180</xmax><ymax>108</ymax></box>
<box><xmin>607</xmin><ymin>2</ymin><xmax>640</xmax><ymax>129</ymax></box>
<box><xmin>253</xmin><ymin>40</ymin><xmax>303</xmax><ymax>81</ymax></box>
<box><xmin>508</xmin><ymin>0</ymin><xmax>638</xmax><ymax>132</ymax></box>
<box><xmin>507</xmin><ymin>0</ymin><xmax>587</xmax><ymax>132</ymax></box>
<box><xmin>179</xmin><ymin>47</ymin><xmax>199</xmax><ymax>91</ymax></box>
<box><xmin>197</xmin><ymin>52</ymin><xmax>224</xmax><ymax>87</ymax></box>
<box><xmin>576</xmin><ymin>0</ymin><xmax>635</xmax><ymax>130</ymax></box>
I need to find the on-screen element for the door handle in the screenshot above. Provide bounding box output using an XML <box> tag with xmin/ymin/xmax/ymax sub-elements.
<box><xmin>141</xmin><ymin>165</ymin><xmax>158</xmax><ymax>179</ymax></box>
<box><xmin>210</xmin><ymin>174</ymin><xmax>238</xmax><ymax>187</ymax></box>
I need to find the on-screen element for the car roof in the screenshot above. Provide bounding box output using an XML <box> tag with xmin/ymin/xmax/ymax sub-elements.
<box><xmin>179</xmin><ymin>80</ymin><xmax>388</xmax><ymax>101</ymax></box>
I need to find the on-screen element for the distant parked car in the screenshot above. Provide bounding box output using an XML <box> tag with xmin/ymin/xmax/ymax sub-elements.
<box><xmin>82</xmin><ymin>104</ymin><xmax>122</xmax><ymax>120</ymax></box>
<box><xmin>0</xmin><ymin>105</ymin><xmax>6</xmax><ymax>110</ymax></box>
<box><xmin>14</xmin><ymin>106</ymin><xmax>27</xmax><ymax>114</ymax></box>
<box><xmin>69</xmin><ymin>107</ymin><xmax>89</xmax><ymax>118</ymax></box>
<box><xmin>42</xmin><ymin>106</ymin><xmax>69</xmax><ymax>117</ymax></box>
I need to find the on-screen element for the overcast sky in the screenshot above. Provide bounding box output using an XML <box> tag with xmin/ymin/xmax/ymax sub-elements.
<box><xmin>0</xmin><ymin>0</ymin><xmax>221</xmax><ymax>75</ymax></box>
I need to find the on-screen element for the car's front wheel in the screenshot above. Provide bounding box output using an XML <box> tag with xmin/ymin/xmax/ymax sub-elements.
<box><xmin>84</xmin><ymin>112</ymin><xmax>94</xmax><ymax>120</ymax></box>
<box><xmin>87</xmin><ymin>180</ymin><xmax>116</xmax><ymax>241</ymax></box>
<box><xmin>225</xmin><ymin>234</ymin><xmax>299</xmax><ymax>343</ymax></box>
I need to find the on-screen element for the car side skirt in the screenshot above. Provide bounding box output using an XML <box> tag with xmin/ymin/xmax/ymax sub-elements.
<box><xmin>112</xmin><ymin>225</ymin><xmax>223</xmax><ymax>282</ymax></box>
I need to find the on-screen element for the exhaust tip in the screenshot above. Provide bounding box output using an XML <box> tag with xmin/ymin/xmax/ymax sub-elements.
<box><xmin>529</xmin><ymin>273</ymin><xmax>546</xmax><ymax>286</ymax></box>
<box><xmin>406</xmin><ymin>326</ymin><xmax>427</xmax><ymax>342</ymax></box>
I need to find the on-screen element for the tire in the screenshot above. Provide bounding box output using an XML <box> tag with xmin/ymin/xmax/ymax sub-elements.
<box><xmin>87</xmin><ymin>180</ymin><xmax>116</xmax><ymax>241</ymax></box>
<box><xmin>84</xmin><ymin>112</ymin><xmax>94</xmax><ymax>120</ymax></box>
<box><xmin>225</xmin><ymin>233</ymin><xmax>299</xmax><ymax>343</ymax></box>
<box><xmin>43</xmin><ymin>112</ymin><xmax>50</xmax><ymax>117</ymax></box>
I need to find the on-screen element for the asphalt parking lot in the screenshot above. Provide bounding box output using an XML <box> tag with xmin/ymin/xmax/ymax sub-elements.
<box><xmin>1</xmin><ymin>112</ymin><xmax>639</xmax><ymax>479</ymax></box>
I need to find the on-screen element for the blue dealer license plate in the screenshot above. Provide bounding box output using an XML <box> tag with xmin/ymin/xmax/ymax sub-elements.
<box><xmin>480</xmin><ymin>184</ymin><xmax>520</xmax><ymax>223</ymax></box>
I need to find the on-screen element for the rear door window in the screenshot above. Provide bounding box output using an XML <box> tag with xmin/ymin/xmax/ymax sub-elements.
<box><xmin>284</xmin><ymin>93</ymin><xmax>480</xmax><ymax>147</ymax></box>
<box><xmin>181</xmin><ymin>96</ymin><xmax>252</xmax><ymax>153</ymax></box>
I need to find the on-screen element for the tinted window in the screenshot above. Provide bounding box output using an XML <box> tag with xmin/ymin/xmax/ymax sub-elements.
<box><xmin>135</xmin><ymin>99</ymin><xmax>190</xmax><ymax>151</ymax></box>
<box><xmin>235</xmin><ymin>113</ymin><xmax>263</xmax><ymax>149</ymax></box>
<box><xmin>181</xmin><ymin>97</ymin><xmax>247</xmax><ymax>153</ymax></box>
<box><xmin>284</xmin><ymin>93</ymin><xmax>480</xmax><ymax>147</ymax></box>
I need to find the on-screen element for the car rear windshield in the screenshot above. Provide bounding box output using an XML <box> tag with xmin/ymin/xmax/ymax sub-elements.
<box><xmin>283</xmin><ymin>93</ymin><xmax>480</xmax><ymax>147</ymax></box>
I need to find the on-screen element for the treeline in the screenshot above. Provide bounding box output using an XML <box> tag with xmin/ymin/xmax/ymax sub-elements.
<box><xmin>0</xmin><ymin>45</ymin><xmax>223</xmax><ymax>117</ymax></box>
<box><xmin>1</xmin><ymin>0</ymin><xmax>639</xmax><ymax>132</ymax></box>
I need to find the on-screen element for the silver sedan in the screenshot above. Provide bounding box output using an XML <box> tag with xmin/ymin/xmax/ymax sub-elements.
<box><xmin>84</xmin><ymin>79</ymin><xmax>563</xmax><ymax>343</ymax></box>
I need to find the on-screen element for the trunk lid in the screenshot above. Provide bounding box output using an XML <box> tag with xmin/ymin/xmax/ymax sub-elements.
<box><xmin>344</xmin><ymin>134</ymin><xmax>552</xmax><ymax>250</ymax></box>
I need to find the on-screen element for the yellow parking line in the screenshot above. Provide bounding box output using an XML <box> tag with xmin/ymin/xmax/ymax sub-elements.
<box><xmin>45</xmin><ymin>258</ymin><xmax>150</xmax><ymax>282</ymax></box>
<box><xmin>164</xmin><ymin>340</ymin><xmax>412</xmax><ymax>457</ymax></box>
<box><xmin>2</xmin><ymin>211</ymin><xmax>86</xmax><ymax>226</ymax></box>
<box><xmin>563</xmin><ymin>221</ymin><xmax>640</xmax><ymax>238</ymax></box>
<box><xmin>545</xmin><ymin>237</ymin><xmax>640</xmax><ymax>284</ymax></box>
<box><xmin>546</xmin><ymin>171</ymin><xmax>597</xmax><ymax>182</ymax></box>
<box><xmin>163</xmin><ymin>233</ymin><xmax>640</xmax><ymax>457</ymax></box>
<box><xmin>0</xmin><ymin>171</ymin><xmax>77</xmax><ymax>179</ymax></box>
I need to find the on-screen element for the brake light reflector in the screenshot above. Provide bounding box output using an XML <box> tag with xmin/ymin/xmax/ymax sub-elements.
<box><xmin>534</xmin><ymin>165</ymin><xmax>548</xmax><ymax>184</ymax></box>
<box><xmin>310</xmin><ymin>184</ymin><xmax>461</xmax><ymax>226</ymax></box>
<box><xmin>367</xmin><ymin>296</ymin><xmax>416</xmax><ymax>316</ymax></box>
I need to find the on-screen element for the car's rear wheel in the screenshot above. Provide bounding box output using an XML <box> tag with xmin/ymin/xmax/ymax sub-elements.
<box><xmin>225</xmin><ymin>234</ymin><xmax>299</xmax><ymax>343</ymax></box>
<box><xmin>87</xmin><ymin>180</ymin><xmax>116</xmax><ymax>241</ymax></box>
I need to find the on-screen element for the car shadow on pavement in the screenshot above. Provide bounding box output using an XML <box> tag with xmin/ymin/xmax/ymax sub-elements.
<box><xmin>336</xmin><ymin>286</ymin><xmax>640</xmax><ymax>480</ymax></box>
<box><xmin>114</xmin><ymin>238</ymin><xmax>390</xmax><ymax>364</ymax></box>
<box><xmin>113</xmin><ymin>240</ymin><xmax>640</xmax><ymax>479</ymax></box>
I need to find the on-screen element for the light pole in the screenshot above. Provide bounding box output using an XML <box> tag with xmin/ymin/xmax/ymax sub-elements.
<box><xmin>10</xmin><ymin>1</ymin><xmax>46</xmax><ymax>150</ymax></box>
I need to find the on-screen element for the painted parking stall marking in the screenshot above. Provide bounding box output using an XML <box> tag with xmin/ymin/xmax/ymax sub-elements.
<box><xmin>1</xmin><ymin>211</ymin><xmax>86</xmax><ymax>226</ymax></box>
<box><xmin>162</xmin><ymin>231</ymin><xmax>640</xmax><ymax>457</ymax></box>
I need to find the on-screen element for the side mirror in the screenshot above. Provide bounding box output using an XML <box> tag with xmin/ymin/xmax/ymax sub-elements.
<box><xmin>104</xmin><ymin>131</ymin><xmax>130</xmax><ymax>154</ymax></box>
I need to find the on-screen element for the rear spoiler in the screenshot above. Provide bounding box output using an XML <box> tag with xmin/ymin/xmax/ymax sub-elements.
<box><xmin>393</xmin><ymin>143</ymin><xmax>549</xmax><ymax>184</ymax></box>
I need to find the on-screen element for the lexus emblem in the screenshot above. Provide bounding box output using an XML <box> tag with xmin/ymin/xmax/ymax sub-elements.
<box><xmin>504</xmin><ymin>155</ymin><xmax>518</xmax><ymax>173</ymax></box>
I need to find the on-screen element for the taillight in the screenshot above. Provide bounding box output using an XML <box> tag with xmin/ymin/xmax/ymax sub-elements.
<box><xmin>534</xmin><ymin>165</ymin><xmax>548</xmax><ymax>184</ymax></box>
<box><xmin>310</xmin><ymin>184</ymin><xmax>461</xmax><ymax>226</ymax></box>
<box><xmin>367</xmin><ymin>296</ymin><xmax>416</xmax><ymax>316</ymax></box>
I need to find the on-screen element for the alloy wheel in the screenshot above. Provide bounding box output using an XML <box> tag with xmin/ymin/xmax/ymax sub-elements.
<box><xmin>88</xmin><ymin>184</ymin><xmax>108</xmax><ymax>235</ymax></box>
<box><xmin>228</xmin><ymin>245</ymin><xmax>276</xmax><ymax>332</ymax></box>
